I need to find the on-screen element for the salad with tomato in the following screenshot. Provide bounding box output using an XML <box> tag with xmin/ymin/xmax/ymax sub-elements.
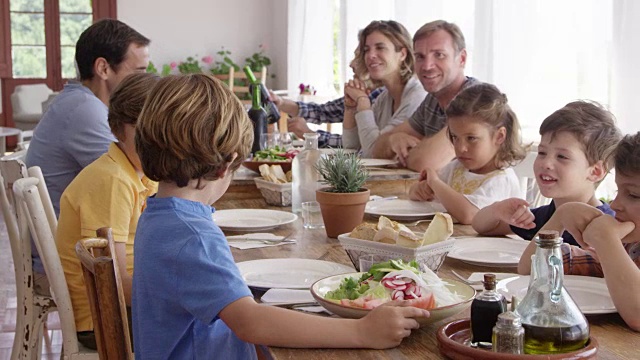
<box><xmin>254</xmin><ymin>146</ymin><xmax>300</xmax><ymax>162</ymax></box>
<box><xmin>324</xmin><ymin>259</ymin><xmax>460</xmax><ymax>310</ymax></box>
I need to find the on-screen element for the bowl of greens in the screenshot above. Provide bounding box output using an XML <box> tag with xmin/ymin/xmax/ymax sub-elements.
<box><xmin>243</xmin><ymin>146</ymin><xmax>300</xmax><ymax>173</ymax></box>
<box><xmin>310</xmin><ymin>259</ymin><xmax>475</xmax><ymax>326</ymax></box>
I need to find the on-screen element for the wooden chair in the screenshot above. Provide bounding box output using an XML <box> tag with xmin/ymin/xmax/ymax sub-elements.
<box><xmin>0</xmin><ymin>154</ymin><xmax>58</xmax><ymax>360</ymax></box>
<box><xmin>75</xmin><ymin>228</ymin><xmax>133</xmax><ymax>360</ymax></box>
<box><xmin>12</xmin><ymin>176</ymin><xmax>98</xmax><ymax>359</ymax></box>
<box><xmin>213</xmin><ymin>66</ymin><xmax>267</xmax><ymax>105</ymax></box>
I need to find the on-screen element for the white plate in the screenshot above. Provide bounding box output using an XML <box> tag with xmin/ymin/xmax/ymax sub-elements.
<box><xmin>496</xmin><ymin>275</ymin><xmax>616</xmax><ymax>315</ymax></box>
<box><xmin>213</xmin><ymin>209</ymin><xmax>297</xmax><ymax>231</ymax></box>
<box><xmin>236</xmin><ymin>258</ymin><xmax>354</xmax><ymax>290</ymax></box>
<box><xmin>447</xmin><ymin>237</ymin><xmax>529</xmax><ymax>267</ymax></box>
<box><xmin>319</xmin><ymin>148</ymin><xmax>358</xmax><ymax>156</ymax></box>
<box><xmin>365</xmin><ymin>199</ymin><xmax>446</xmax><ymax>221</ymax></box>
<box><xmin>359</xmin><ymin>158</ymin><xmax>398</xmax><ymax>167</ymax></box>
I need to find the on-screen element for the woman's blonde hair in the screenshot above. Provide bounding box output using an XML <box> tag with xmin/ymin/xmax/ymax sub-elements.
<box><xmin>108</xmin><ymin>72</ymin><xmax>160</xmax><ymax>141</ymax></box>
<box><xmin>358</xmin><ymin>20</ymin><xmax>414</xmax><ymax>86</ymax></box>
<box><xmin>136</xmin><ymin>74</ymin><xmax>253</xmax><ymax>187</ymax></box>
<box><xmin>446</xmin><ymin>83</ymin><xmax>528</xmax><ymax>168</ymax></box>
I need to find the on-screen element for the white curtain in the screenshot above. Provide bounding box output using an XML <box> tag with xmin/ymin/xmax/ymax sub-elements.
<box><xmin>611</xmin><ymin>0</ymin><xmax>640</xmax><ymax>135</ymax></box>
<box><xmin>287</xmin><ymin>0</ymin><xmax>336</xmax><ymax>95</ymax></box>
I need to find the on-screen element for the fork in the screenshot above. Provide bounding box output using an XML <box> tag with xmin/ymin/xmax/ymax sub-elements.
<box><xmin>401</xmin><ymin>219</ymin><xmax>432</xmax><ymax>227</ymax></box>
<box><xmin>451</xmin><ymin>270</ymin><xmax>482</xmax><ymax>285</ymax></box>
<box><xmin>228</xmin><ymin>233</ymin><xmax>295</xmax><ymax>245</ymax></box>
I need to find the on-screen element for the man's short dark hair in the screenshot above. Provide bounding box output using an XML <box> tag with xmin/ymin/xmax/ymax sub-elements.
<box><xmin>75</xmin><ymin>19</ymin><xmax>150</xmax><ymax>80</ymax></box>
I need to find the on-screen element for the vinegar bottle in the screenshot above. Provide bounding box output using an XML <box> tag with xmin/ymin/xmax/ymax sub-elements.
<box><xmin>291</xmin><ymin>133</ymin><xmax>321</xmax><ymax>213</ymax></box>
<box><xmin>470</xmin><ymin>273</ymin><xmax>508</xmax><ymax>347</ymax></box>
<box><xmin>516</xmin><ymin>230</ymin><xmax>589</xmax><ymax>354</ymax></box>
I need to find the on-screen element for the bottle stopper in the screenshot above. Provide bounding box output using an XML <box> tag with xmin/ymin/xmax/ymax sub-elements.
<box><xmin>483</xmin><ymin>273</ymin><xmax>497</xmax><ymax>290</ymax></box>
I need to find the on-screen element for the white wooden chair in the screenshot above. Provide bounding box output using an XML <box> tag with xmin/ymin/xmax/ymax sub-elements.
<box><xmin>13</xmin><ymin>176</ymin><xmax>98</xmax><ymax>359</ymax></box>
<box><xmin>513</xmin><ymin>151</ymin><xmax>550</xmax><ymax>208</ymax></box>
<box><xmin>0</xmin><ymin>154</ymin><xmax>55</xmax><ymax>360</ymax></box>
<box><xmin>10</xmin><ymin>84</ymin><xmax>54</xmax><ymax>131</ymax></box>
<box><xmin>213</xmin><ymin>66</ymin><xmax>267</xmax><ymax>105</ymax></box>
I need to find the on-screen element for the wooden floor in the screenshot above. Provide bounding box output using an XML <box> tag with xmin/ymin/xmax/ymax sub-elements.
<box><xmin>0</xmin><ymin>216</ymin><xmax>63</xmax><ymax>359</ymax></box>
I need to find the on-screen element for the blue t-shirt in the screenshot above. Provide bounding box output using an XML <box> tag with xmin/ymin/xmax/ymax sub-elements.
<box><xmin>132</xmin><ymin>196</ymin><xmax>256</xmax><ymax>359</ymax></box>
<box><xmin>510</xmin><ymin>201</ymin><xmax>615</xmax><ymax>246</ymax></box>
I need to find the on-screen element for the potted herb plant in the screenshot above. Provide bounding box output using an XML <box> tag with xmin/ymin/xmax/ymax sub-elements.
<box><xmin>315</xmin><ymin>150</ymin><xmax>370</xmax><ymax>238</ymax></box>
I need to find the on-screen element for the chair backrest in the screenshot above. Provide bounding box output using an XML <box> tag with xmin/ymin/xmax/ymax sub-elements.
<box><xmin>214</xmin><ymin>66</ymin><xmax>268</xmax><ymax>105</ymax></box>
<box><xmin>10</xmin><ymin>84</ymin><xmax>54</xmax><ymax>115</ymax></box>
<box><xmin>13</xmin><ymin>176</ymin><xmax>82</xmax><ymax>356</ymax></box>
<box><xmin>76</xmin><ymin>228</ymin><xmax>133</xmax><ymax>360</ymax></box>
<box><xmin>513</xmin><ymin>151</ymin><xmax>550</xmax><ymax>208</ymax></box>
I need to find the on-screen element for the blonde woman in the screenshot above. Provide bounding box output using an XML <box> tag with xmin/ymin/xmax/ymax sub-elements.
<box><xmin>343</xmin><ymin>20</ymin><xmax>426</xmax><ymax>157</ymax></box>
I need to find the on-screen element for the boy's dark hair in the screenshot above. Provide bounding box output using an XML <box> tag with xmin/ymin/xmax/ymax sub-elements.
<box><xmin>75</xmin><ymin>19</ymin><xmax>150</xmax><ymax>81</ymax></box>
<box><xmin>614</xmin><ymin>132</ymin><xmax>640</xmax><ymax>177</ymax></box>
<box><xmin>539</xmin><ymin>101</ymin><xmax>622</xmax><ymax>170</ymax></box>
<box><xmin>136</xmin><ymin>74</ymin><xmax>252</xmax><ymax>187</ymax></box>
<box><xmin>108</xmin><ymin>73</ymin><xmax>160</xmax><ymax>141</ymax></box>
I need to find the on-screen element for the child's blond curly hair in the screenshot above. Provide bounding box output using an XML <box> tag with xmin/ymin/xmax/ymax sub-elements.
<box><xmin>136</xmin><ymin>74</ymin><xmax>252</xmax><ymax>187</ymax></box>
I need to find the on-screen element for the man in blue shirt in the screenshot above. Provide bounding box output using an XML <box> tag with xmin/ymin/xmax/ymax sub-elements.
<box><xmin>26</xmin><ymin>19</ymin><xmax>150</xmax><ymax>216</ymax></box>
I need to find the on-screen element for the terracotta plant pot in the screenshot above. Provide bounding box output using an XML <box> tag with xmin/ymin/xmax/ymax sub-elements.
<box><xmin>315</xmin><ymin>187</ymin><xmax>370</xmax><ymax>238</ymax></box>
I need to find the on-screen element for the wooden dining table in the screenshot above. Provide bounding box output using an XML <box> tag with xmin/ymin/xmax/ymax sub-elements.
<box><xmin>215</xmin><ymin>170</ymin><xmax>640</xmax><ymax>359</ymax></box>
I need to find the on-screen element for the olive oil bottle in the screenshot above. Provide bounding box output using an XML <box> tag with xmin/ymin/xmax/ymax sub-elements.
<box><xmin>522</xmin><ymin>323</ymin><xmax>589</xmax><ymax>354</ymax></box>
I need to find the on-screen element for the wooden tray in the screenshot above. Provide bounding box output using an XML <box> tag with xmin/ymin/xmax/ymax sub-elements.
<box><xmin>437</xmin><ymin>319</ymin><xmax>598</xmax><ymax>359</ymax></box>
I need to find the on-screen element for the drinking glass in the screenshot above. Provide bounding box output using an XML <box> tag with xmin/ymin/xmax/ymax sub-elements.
<box><xmin>301</xmin><ymin>201</ymin><xmax>324</xmax><ymax>229</ymax></box>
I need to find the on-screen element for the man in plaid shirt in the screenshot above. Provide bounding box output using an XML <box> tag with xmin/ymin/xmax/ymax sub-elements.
<box><xmin>270</xmin><ymin>88</ymin><xmax>383</xmax><ymax>148</ymax></box>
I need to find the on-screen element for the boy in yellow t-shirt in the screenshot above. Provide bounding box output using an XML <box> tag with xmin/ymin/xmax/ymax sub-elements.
<box><xmin>56</xmin><ymin>73</ymin><xmax>159</xmax><ymax>349</ymax></box>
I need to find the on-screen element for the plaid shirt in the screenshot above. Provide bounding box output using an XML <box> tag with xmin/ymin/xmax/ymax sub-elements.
<box><xmin>562</xmin><ymin>242</ymin><xmax>640</xmax><ymax>277</ymax></box>
<box><xmin>296</xmin><ymin>88</ymin><xmax>384</xmax><ymax>148</ymax></box>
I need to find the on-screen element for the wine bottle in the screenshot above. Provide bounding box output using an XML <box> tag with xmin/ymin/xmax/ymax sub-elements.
<box><xmin>243</xmin><ymin>66</ymin><xmax>281</xmax><ymax>124</ymax></box>
<box><xmin>248</xmin><ymin>85</ymin><xmax>267</xmax><ymax>155</ymax></box>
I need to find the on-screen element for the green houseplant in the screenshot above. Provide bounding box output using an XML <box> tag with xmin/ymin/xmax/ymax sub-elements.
<box><xmin>315</xmin><ymin>150</ymin><xmax>370</xmax><ymax>238</ymax></box>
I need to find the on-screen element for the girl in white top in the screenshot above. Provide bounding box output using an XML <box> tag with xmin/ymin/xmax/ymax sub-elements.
<box><xmin>408</xmin><ymin>83</ymin><xmax>528</xmax><ymax>224</ymax></box>
<box><xmin>342</xmin><ymin>20</ymin><xmax>426</xmax><ymax>157</ymax></box>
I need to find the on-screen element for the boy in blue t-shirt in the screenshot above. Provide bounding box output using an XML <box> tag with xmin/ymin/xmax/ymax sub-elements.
<box><xmin>132</xmin><ymin>74</ymin><xmax>429</xmax><ymax>359</ymax></box>
<box><xmin>471</xmin><ymin>101</ymin><xmax>622</xmax><ymax>270</ymax></box>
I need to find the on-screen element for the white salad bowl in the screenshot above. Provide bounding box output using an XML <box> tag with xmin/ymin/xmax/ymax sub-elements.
<box><xmin>310</xmin><ymin>272</ymin><xmax>475</xmax><ymax>327</ymax></box>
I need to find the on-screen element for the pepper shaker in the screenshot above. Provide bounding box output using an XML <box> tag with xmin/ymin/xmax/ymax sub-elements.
<box><xmin>492</xmin><ymin>311</ymin><xmax>525</xmax><ymax>354</ymax></box>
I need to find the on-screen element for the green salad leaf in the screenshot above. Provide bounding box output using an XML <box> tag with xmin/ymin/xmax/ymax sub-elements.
<box><xmin>325</xmin><ymin>276</ymin><xmax>371</xmax><ymax>300</ymax></box>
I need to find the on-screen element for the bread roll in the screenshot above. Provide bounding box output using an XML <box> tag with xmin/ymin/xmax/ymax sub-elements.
<box><xmin>350</xmin><ymin>223</ymin><xmax>377</xmax><ymax>241</ymax></box>
<box><xmin>422</xmin><ymin>212</ymin><xmax>453</xmax><ymax>245</ymax></box>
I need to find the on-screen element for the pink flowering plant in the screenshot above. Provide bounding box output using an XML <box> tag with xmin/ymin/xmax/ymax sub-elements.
<box><xmin>299</xmin><ymin>83</ymin><xmax>317</xmax><ymax>95</ymax></box>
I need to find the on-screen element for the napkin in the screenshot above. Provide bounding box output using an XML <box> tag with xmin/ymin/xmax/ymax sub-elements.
<box><xmin>226</xmin><ymin>233</ymin><xmax>296</xmax><ymax>250</ymax></box>
<box><xmin>261</xmin><ymin>289</ymin><xmax>315</xmax><ymax>304</ymax></box>
<box><xmin>468</xmin><ymin>272</ymin><xmax>519</xmax><ymax>291</ymax></box>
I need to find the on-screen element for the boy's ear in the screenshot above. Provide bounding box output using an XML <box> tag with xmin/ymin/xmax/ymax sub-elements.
<box><xmin>588</xmin><ymin>160</ymin><xmax>607</xmax><ymax>183</ymax></box>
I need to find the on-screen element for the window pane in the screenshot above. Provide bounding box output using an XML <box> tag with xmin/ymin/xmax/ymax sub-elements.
<box><xmin>60</xmin><ymin>46</ymin><xmax>78</xmax><ymax>79</ymax></box>
<box><xmin>10</xmin><ymin>13</ymin><xmax>45</xmax><ymax>45</ymax></box>
<box><xmin>10</xmin><ymin>0</ymin><xmax>44</xmax><ymax>12</ymax></box>
<box><xmin>59</xmin><ymin>14</ymin><xmax>92</xmax><ymax>46</ymax></box>
<box><xmin>59</xmin><ymin>0</ymin><xmax>92</xmax><ymax>13</ymax></box>
<box><xmin>12</xmin><ymin>46</ymin><xmax>47</xmax><ymax>78</ymax></box>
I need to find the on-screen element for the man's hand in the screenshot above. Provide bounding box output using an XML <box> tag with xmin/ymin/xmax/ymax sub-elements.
<box><xmin>287</xmin><ymin>117</ymin><xmax>313</xmax><ymax>139</ymax></box>
<box><xmin>268</xmin><ymin>89</ymin><xmax>283</xmax><ymax>107</ymax></box>
<box><xmin>389</xmin><ymin>132</ymin><xmax>421</xmax><ymax>167</ymax></box>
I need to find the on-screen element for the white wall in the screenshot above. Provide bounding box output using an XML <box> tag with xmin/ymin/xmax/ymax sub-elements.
<box><xmin>117</xmin><ymin>0</ymin><xmax>288</xmax><ymax>89</ymax></box>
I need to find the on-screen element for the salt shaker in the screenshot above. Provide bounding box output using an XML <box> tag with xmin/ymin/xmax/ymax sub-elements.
<box><xmin>492</xmin><ymin>311</ymin><xmax>525</xmax><ymax>354</ymax></box>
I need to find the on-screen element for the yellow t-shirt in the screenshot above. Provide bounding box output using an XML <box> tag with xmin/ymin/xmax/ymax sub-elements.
<box><xmin>56</xmin><ymin>142</ymin><xmax>157</xmax><ymax>331</ymax></box>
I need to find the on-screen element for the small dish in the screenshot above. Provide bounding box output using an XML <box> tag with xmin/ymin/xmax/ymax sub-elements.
<box><xmin>310</xmin><ymin>272</ymin><xmax>475</xmax><ymax>326</ymax></box>
<box><xmin>437</xmin><ymin>319</ymin><xmax>598</xmax><ymax>359</ymax></box>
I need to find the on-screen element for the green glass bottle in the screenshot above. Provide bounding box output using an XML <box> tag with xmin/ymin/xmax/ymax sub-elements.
<box><xmin>243</xmin><ymin>66</ymin><xmax>280</xmax><ymax>124</ymax></box>
<box><xmin>248</xmin><ymin>85</ymin><xmax>267</xmax><ymax>155</ymax></box>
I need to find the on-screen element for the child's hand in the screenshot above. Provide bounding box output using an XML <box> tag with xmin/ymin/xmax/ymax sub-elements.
<box><xmin>423</xmin><ymin>168</ymin><xmax>440</xmax><ymax>187</ymax></box>
<box><xmin>553</xmin><ymin>202</ymin><xmax>605</xmax><ymax>246</ymax></box>
<box><xmin>357</xmin><ymin>300</ymin><xmax>430</xmax><ymax>349</ymax></box>
<box><xmin>408</xmin><ymin>180</ymin><xmax>434</xmax><ymax>201</ymax></box>
<box><xmin>582</xmin><ymin>214</ymin><xmax>636</xmax><ymax>248</ymax></box>
<box><xmin>493</xmin><ymin>198</ymin><xmax>535</xmax><ymax>229</ymax></box>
